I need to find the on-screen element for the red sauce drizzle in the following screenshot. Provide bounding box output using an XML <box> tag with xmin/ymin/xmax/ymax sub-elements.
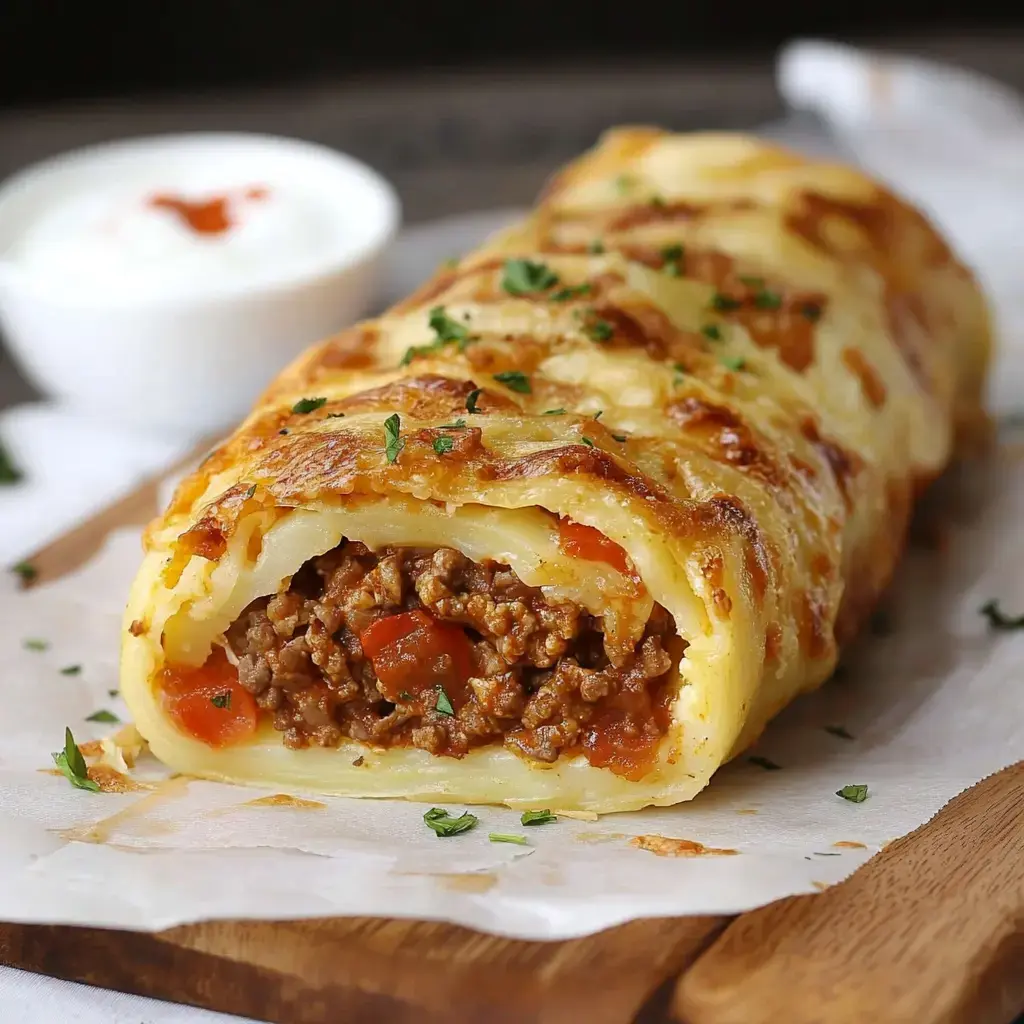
<box><xmin>147</xmin><ymin>185</ymin><xmax>269</xmax><ymax>236</ymax></box>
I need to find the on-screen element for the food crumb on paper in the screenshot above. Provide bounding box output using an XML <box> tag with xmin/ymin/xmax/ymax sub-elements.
<box><xmin>811</xmin><ymin>881</ymin><xmax>830</xmax><ymax>891</ymax></box>
<box><xmin>87</xmin><ymin>765</ymin><xmax>151</xmax><ymax>794</ymax></box>
<box><xmin>243</xmin><ymin>794</ymin><xmax>327</xmax><ymax>810</ymax></box>
<box><xmin>630</xmin><ymin>835</ymin><xmax>739</xmax><ymax>857</ymax></box>
<box><xmin>833</xmin><ymin>840</ymin><xmax>867</xmax><ymax>849</ymax></box>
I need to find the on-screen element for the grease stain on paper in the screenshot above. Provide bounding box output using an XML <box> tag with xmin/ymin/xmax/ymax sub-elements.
<box><xmin>833</xmin><ymin>840</ymin><xmax>867</xmax><ymax>849</ymax></box>
<box><xmin>55</xmin><ymin>775</ymin><xmax>190</xmax><ymax>844</ymax></box>
<box><xmin>243</xmin><ymin>794</ymin><xmax>327</xmax><ymax>810</ymax></box>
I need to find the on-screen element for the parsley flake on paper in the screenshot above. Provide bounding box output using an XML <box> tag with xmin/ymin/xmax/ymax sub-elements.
<box><xmin>836</xmin><ymin>784</ymin><xmax>869</xmax><ymax>803</ymax></box>
<box><xmin>0</xmin><ymin>439</ymin><xmax>22</xmax><ymax>484</ymax></box>
<box><xmin>86</xmin><ymin>709</ymin><xmax>120</xmax><ymax>724</ymax></box>
<box><xmin>52</xmin><ymin>727</ymin><xmax>100</xmax><ymax>793</ymax></box>
<box><xmin>489</xmin><ymin>833</ymin><xmax>529</xmax><ymax>845</ymax></box>
<box><xmin>12</xmin><ymin>561</ymin><xmax>37</xmax><ymax>584</ymax></box>
<box><xmin>824</xmin><ymin>725</ymin><xmax>855</xmax><ymax>740</ymax></box>
<box><xmin>23</xmin><ymin>638</ymin><xmax>48</xmax><ymax>652</ymax></box>
<box><xmin>748</xmin><ymin>755</ymin><xmax>782</xmax><ymax>771</ymax></box>
<box><xmin>423</xmin><ymin>807</ymin><xmax>478</xmax><ymax>838</ymax></box>
<box><xmin>60</xmin><ymin>664</ymin><xmax>82</xmax><ymax>676</ymax></box>
<box><xmin>521</xmin><ymin>809</ymin><xmax>557</xmax><ymax>826</ymax></box>
<box><xmin>980</xmin><ymin>599</ymin><xmax>1024</xmax><ymax>631</ymax></box>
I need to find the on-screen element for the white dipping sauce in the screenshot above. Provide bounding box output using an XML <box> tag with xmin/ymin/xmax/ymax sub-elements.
<box><xmin>1</xmin><ymin>137</ymin><xmax>368</xmax><ymax>302</ymax></box>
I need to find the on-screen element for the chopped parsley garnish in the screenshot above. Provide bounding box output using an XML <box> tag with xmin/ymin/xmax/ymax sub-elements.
<box><xmin>86</xmin><ymin>709</ymin><xmax>120</xmax><ymax>724</ymax></box>
<box><xmin>60</xmin><ymin>664</ymin><xmax>82</xmax><ymax>676</ymax></box>
<box><xmin>398</xmin><ymin>691</ymin><xmax>414</xmax><ymax>701</ymax></box>
<box><xmin>243</xmin><ymin>484</ymin><xmax>256</xmax><ymax>500</ymax></box>
<box><xmin>291</xmin><ymin>397</ymin><xmax>327</xmax><ymax>414</ymax></box>
<box><xmin>442</xmin><ymin>256</ymin><xmax>459</xmax><ymax>269</ymax></box>
<box><xmin>423</xmin><ymin>807</ymin><xmax>478</xmax><ymax>837</ymax></box>
<box><xmin>210</xmin><ymin>692</ymin><xmax>231</xmax><ymax>709</ymax></box>
<box><xmin>980</xmin><ymin>599</ymin><xmax>1024</xmax><ymax>630</ymax></box>
<box><xmin>327</xmin><ymin>412</ymin><xmax>346</xmax><ymax>418</ymax></box>
<box><xmin>521</xmin><ymin>809</ymin><xmax>557</xmax><ymax>826</ymax></box>
<box><xmin>435</xmin><ymin>687</ymin><xmax>455</xmax><ymax>716</ymax></box>
<box><xmin>428</xmin><ymin>305</ymin><xmax>471</xmax><ymax>344</ymax></box>
<box><xmin>701</xmin><ymin>324</ymin><xmax>722</xmax><ymax>341</ymax></box>
<box><xmin>588</xmin><ymin>239</ymin><xmax>605</xmax><ymax>254</ymax></box>
<box><xmin>720</xmin><ymin>355</ymin><xmax>746</xmax><ymax>372</ymax></box>
<box><xmin>649</xmin><ymin>194</ymin><xmax>666</xmax><ymax>209</ymax></box>
<box><xmin>12</xmin><ymin>561</ymin><xmax>37</xmax><ymax>584</ymax></box>
<box><xmin>108</xmin><ymin>689</ymin><xmax>119</xmax><ymax>698</ymax></box>
<box><xmin>582</xmin><ymin>315</ymin><xmax>614</xmax><ymax>343</ymax></box>
<box><xmin>432</xmin><ymin>436</ymin><xmax>455</xmax><ymax>455</ymax></box>
<box><xmin>23</xmin><ymin>638</ymin><xmax>48</xmax><ymax>652</ymax></box>
<box><xmin>551</xmin><ymin>283</ymin><xmax>593</xmax><ymax>302</ymax></box>
<box><xmin>493</xmin><ymin>370</ymin><xmax>531</xmax><ymax>394</ymax></box>
<box><xmin>824</xmin><ymin>725</ymin><xmax>855</xmax><ymax>740</ymax></box>
<box><xmin>581</xmin><ymin>437</ymin><xmax>595</xmax><ymax>448</ymax></box>
<box><xmin>278</xmin><ymin>428</ymin><xmax>289</xmax><ymax>436</ymax></box>
<box><xmin>384</xmin><ymin>413</ymin><xmax>404</xmax><ymax>464</ymax></box>
<box><xmin>439</xmin><ymin>418</ymin><xmax>467</xmax><ymax>429</ymax></box>
<box><xmin>543</xmin><ymin>408</ymin><xmax>566</xmax><ymax>416</ymax></box>
<box><xmin>593</xmin><ymin>410</ymin><xmax>603</xmax><ymax>421</ymax></box>
<box><xmin>0</xmin><ymin>439</ymin><xmax>22</xmax><ymax>484</ymax></box>
<box><xmin>800</xmin><ymin>302</ymin><xmax>823</xmax><ymax>322</ymax></box>
<box><xmin>52</xmin><ymin>727</ymin><xmax>99</xmax><ymax>793</ymax></box>
<box><xmin>401</xmin><ymin>305</ymin><xmax>474</xmax><ymax>366</ymax></box>
<box><xmin>748</xmin><ymin>755</ymin><xmax>781</xmax><ymax>771</ymax></box>
<box><xmin>672</xmin><ymin>362</ymin><xmax>686</xmax><ymax>386</ymax></box>
<box><xmin>754</xmin><ymin>289</ymin><xmax>782</xmax><ymax>310</ymax></box>
<box><xmin>836</xmin><ymin>784</ymin><xmax>869</xmax><ymax>803</ymax></box>
<box><xmin>739</xmin><ymin>275</ymin><xmax>765</xmax><ymax>287</ymax></box>
<box><xmin>712</xmin><ymin>293</ymin><xmax>742</xmax><ymax>312</ymax></box>
<box><xmin>611</xmin><ymin>433</ymin><xmax>628</xmax><ymax>443</ymax></box>
<box><xmin>465</xmin><ymin>388</ymin><xmax>482</xmax><ymax>414</ymax></box>
<box><xmin>489</xmin><ymin>833</ymin><xmax>529</xmax><ymax>845</ymax></box>
<box><xmin>502</xmin><ymin>258</ymin><xmax>560</xmax><ymax>296</ymax></box>
<box><xmin>660</xmin><ymin>244</ymin><xmax>684</xmax><ymax>276</ymax></box>
<box><xmin>613</xmin><ymin>173</ymin><xmax>636</xmax><ymax>194</ymax></box>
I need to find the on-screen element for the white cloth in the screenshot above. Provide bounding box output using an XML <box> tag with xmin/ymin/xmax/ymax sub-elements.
<box><xmin>2</xmin><ymin>39</ymin><xmax>1021</xmax><ymax>1021</ymax></box>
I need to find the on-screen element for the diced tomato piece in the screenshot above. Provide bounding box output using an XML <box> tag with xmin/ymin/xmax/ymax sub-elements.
<box><xmin>159</xmin><ymin>647</ymin><xmax>258</xmax><ymax>748</ymax></box>
<box><xmin>360</xmin><ymin>609</ymin><xmax>473</xmax><ymax>703</ymax></box>
<box><xmin>557</xmin><ymin>519</ymin><xmax>631</xmax><ymax>576</ymax></box>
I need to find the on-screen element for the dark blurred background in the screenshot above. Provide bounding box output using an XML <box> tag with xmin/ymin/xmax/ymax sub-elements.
<box><xmin>0</xmin><ymin>2</ymin><xmax>1022</xmax><ymax>408</ymax></box>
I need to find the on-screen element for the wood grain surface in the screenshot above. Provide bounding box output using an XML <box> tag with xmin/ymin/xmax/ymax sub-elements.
<box><xmin>2</xmin><ymin>466</ymin><xmax>1022</xmax><ymax>1024</ymax></box>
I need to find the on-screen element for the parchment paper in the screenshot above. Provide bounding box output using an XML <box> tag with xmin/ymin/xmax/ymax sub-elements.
<box><xmin>0</xmin><ymin>41</ymin><xmax>1022</xmax><ymax>942</ymax></box>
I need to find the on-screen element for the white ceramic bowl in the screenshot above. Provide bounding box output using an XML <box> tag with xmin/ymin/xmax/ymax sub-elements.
<box><xmin>0</xmin><ymin>133</ymin><xmax>400</xmax><ymax>436</ymax></box>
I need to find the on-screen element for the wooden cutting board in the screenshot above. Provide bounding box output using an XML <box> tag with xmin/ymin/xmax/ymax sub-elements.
<box><xmin>1</xmin><ymin>462</ymin><xmax>1022</xmax><ymax>1024</ymax></box>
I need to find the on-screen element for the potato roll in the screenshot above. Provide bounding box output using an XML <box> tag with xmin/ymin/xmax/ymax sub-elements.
<box><xmin>121</xmin><ymin>129</ymin><xmax>990</xmax><ymax>812</ymax></box>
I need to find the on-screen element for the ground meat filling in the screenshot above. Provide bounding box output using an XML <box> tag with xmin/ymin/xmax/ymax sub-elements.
<box><xmin>225</xmin><ymin>541</ymin><xmax>679</xmax><ymax>777</ymax></box>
